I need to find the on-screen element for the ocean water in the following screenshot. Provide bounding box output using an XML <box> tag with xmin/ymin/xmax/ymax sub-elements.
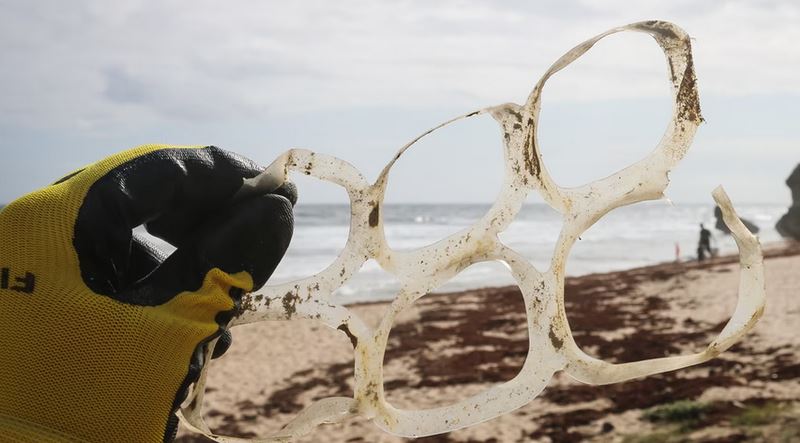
<box><xmin>110</xmin><ymin>202</ymin><xmax>785</xmax><ymax>304</ymax></box>
<box><xmin>261</xmin><ymin>202</ymin><xmax>786</xmax><ymax>304</ymax></box>
<box><xmin>0</xmin><ymin>201</ymin><xmax>786</xmax><ymax>304</ymax></box>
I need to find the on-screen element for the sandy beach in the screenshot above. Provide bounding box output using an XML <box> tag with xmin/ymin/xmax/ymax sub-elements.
<box><xmin>176</xmin><ymin>241</ymin><xmax>800</xmax><ymax>443</ymax></box>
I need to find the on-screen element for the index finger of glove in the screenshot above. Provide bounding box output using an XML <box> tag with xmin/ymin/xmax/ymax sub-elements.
<box><xmin>72</xmin><ymin>145</ymin><xmax>294</xmax><ymax>293</ymax></box>
<box><xmin>76</xmin><ymin>146</ymin><xmax>294</xmax><ymax>245</ymax></box>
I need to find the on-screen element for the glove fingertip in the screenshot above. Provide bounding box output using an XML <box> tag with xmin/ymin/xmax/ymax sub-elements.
<box><xmin>273</xmin><ymin>181</ymin><xmax>298</xmax><ymax>207</ymax></box>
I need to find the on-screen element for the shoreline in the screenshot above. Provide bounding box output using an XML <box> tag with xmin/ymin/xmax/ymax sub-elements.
<box><xmin>346</xmin><ymin>239</ymin><xmax>800</xmax><ymax>308</ymax></box>
<box><xmin>178</xmin><ymin>240</ymin><xmax>800</xmax><ymax>442</ymax></box>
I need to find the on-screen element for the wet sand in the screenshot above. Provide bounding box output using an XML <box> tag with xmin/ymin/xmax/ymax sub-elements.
<box><xmin>176</xmin><ymin>241</ymin><xmax>800</xmax><ymax>443</ymax></box>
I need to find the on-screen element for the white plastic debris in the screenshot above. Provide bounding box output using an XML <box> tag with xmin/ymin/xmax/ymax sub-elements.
<box><xmin>179</xmin><ymin>21</ymin><xmax>765</xmax><ymax>441</ymax></box>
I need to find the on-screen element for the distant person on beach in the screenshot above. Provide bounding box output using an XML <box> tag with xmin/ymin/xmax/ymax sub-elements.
<box><xmin>0</xmin><ymin>146</ymin><xmax>295</xmax><ymax>442</ymax></box>
<box><xmin>697</xmin><ymin>223</ymin><xmax>713</xmax><ymax>261</ymax></box>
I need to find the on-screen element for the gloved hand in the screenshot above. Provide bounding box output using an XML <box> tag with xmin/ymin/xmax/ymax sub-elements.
<box><xmin>0</xmin><ymin>145</ymin><xmax>295</xmax><ymax>442</ymax></box>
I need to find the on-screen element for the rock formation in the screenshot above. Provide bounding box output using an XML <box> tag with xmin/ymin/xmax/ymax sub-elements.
<box><xmin>715</xmin><ymin>206</ymin><xmax>759</xmax><ymax>234</ymax></box>
<box><xmin>776</xmin><ymin>164</ymin><xmax>800</xmax><ymax>240</ymax></box>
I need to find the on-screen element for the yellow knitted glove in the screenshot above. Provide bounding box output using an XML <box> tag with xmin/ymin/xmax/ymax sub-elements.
<box><xmin>0</xmin><ymin>145</ymin><xmax>295</xmax><ymax>442</ymax></box>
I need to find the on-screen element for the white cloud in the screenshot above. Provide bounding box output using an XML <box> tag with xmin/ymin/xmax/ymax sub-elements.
<box><xmin>1</xmin><ymin>0</ymin><xmax>798</xmax><ymax>132</ymax></box>
<box><xmin>1</xmin><ymin>1</ymin><xmax>798</xmax><ymax>205</ymax></box>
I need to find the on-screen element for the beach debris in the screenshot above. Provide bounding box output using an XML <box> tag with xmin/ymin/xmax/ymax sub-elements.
<box><xmin>178</xmin><ymin>21</ymin><xmax>766</xmax><ymax>441</ymax></box>
<box><xmin>776</xmin><ymin>164</ymin><xmax>800</xmax><ymax>240</ymax></box>
<box><xmin>715</xmin><ymin>205</ymin><xmax>759</xmax><ymax>235</ymax></box>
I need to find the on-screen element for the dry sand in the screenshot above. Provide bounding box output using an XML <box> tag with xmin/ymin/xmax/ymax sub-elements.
<box><xmin>176</xmin><ymin>241</ymin><xmax>800</xmax><ymax>443</ymax></box>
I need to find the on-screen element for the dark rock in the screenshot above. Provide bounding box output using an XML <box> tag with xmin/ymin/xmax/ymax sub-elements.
<box><xmin>714</xmin><ymin>206</ymin><xmax>759</xmax><ymax>234</ymax></box>
<box><xmin>776</xmin><ymin>164</ymin><xmax>800</xmax><ymax>240</ymax></box>
<box><xmin>777</xmin><ymin>207</ymin><xmax>800</xmax><ymax>240</ymax></box>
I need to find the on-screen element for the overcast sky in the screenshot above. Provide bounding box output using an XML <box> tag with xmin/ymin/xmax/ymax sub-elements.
<box><xmin>1</xmin><ymin>0</ymin><xmax>798</xmax><ymax>205</ymax></box>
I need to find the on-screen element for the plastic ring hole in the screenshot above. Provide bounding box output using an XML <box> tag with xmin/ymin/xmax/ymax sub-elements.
<box><xmin>382</xmin><ymin>261</ymin><xmax>528</xmax><ymax>409</ymax></box>
<box><xmin>537</xmin><ymin>31</ymin><xmax>671</xmax><ymax>188</ymax></box>
<box><xmin>266</xmin><ymin>173</ymin><xmax>351</xmax><ymax>287</ymax></box>
<box><xmin>563</xmin><ymin>201</ymin><xmax>743</xmax><ymax>364</ymax></box>
<box><xmin>498</xmin><ymin>191</ymin><xmax>562</xmax><ymax>273</ymax></box>
<box><xmin>176</xmin><ymin>320</ymin><xmax>355</xmax><ymax>440</ymax></box>
<box><xmin>382</xmin><ymin>113</ymin><xmax>504</xmax><ymax>251</ymax></box>
<box><xmin>333</xmin><ymin>259</ymin><xmax>403</xmax><ymax>319</ymax></box>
